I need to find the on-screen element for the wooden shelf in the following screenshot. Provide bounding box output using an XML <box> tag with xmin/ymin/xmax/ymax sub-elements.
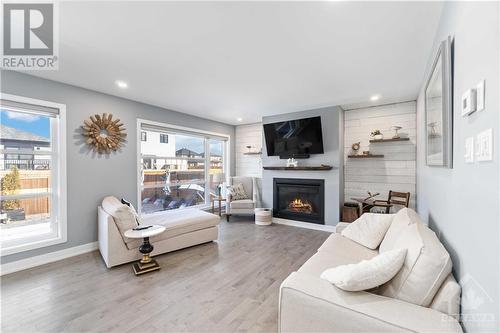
<box><xmin>243</xmin><ymin>152</ymin><xmax>262</xmax><ymax>155</ymax></box>
<box><xmin>348</xmin><ymin>154</ymin><xmax>384</xmax><ymax>158</ymax></box>
<box><xmin>263</xmin><ymin>165</ymin><xmax>333</xmax><ymax>171</ymax></box>
<box><xmin>369</xmin><ymin>138</ymin><xmax>410</xmax><ymax>143</ymax></box>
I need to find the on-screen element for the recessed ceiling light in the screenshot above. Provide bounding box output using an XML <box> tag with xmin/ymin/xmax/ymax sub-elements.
<box><xmin>115</xmin><ymin>80</ymin><xmax>128</xmax><ymax>89</ymax></box>
<box><xmin>237</xmin><ymin>117</ymin><xmax>243</xmax><ymax>122</ymax></box>
<box><xmin>370</xmin><ymin>94</ymin><xmax>381</xmax><ymax>102</ymax></box>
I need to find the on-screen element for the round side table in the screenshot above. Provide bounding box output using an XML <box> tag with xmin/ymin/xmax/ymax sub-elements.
<box><xmin>254</xmin><ymin>208</ymin><xmax>272</xmax><ymax>226</ymax></box>
<box><xmin>124</xmin><ymin>225</ymin><xmax>166</xmax><ymax>275</ymax></box>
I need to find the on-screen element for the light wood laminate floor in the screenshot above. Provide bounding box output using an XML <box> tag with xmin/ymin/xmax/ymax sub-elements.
<box><xmin>1</xmin><ymin>218</ymin><xmax>330</xmax><ymax>333</ymax></box>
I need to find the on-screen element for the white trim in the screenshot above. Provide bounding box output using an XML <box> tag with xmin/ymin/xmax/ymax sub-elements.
<box><xmin>0</xmin><ymin>242</ymin><xmax>98</xmax><ymax>276</ymax></box>
<box><xmin>0</xmin><ymin>93</ymin><xmax>67</xmax><ymax>256</ymax></box>
<box><xmin>272</xmin><ymin>217</ymin><xmax>336</xmax><ymax>233</ymax></box>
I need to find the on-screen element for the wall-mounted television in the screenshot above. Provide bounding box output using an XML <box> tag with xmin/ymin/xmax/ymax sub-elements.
<box><xmin>263</xmin><ymin>116</ymin><xmax>324</xmax><ymax>158</ymax></box>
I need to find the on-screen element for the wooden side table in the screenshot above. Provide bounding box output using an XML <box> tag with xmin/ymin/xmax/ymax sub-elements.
<box><xmin>211</xmin><ymin>195</ymin><xmax>226</xmax><ymax>217</ymax></box>
<box><xmin>124</xmin><ymin>225</ymin><xmax>166</xmax><ymax>275</ymax></box>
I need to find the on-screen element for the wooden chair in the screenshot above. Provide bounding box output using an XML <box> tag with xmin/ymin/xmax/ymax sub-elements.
<box><xmin>375</xmin><ymin>190</ymin><xmax>410</xmax><ymax>214</ymax></box>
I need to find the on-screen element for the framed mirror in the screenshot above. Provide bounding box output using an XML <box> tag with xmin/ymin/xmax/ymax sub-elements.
<box><xmin>425</xmin><ymin>37</ymin><xmax>453</xmax><ymax>167</ymax></box>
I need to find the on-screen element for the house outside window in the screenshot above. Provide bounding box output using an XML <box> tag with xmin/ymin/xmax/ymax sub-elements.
<box><xmin>138</xmin><ymin>120</ymin><xmax>228</xmax><ymax>215</ymax></box>
<box><xmin>160</xmin><ymin>134</ymin><xmax>168</xmax><ymax>143</ymax></box>
<box><xmin>0</xmin><ymin>95</ymin><xmax>67</xmax><ymax>256</ymax></box>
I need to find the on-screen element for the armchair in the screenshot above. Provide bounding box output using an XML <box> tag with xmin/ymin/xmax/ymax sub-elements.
<box><xmin>226</xmin><ymin>176</ymin><xmax>259</xmax><ymax>221</ymax></box>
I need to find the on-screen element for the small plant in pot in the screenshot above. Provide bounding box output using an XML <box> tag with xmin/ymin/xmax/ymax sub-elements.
<box><xmin>371</xmin><ymin>130</ymin><xmax>384</xmax><ymax>140</ymax></box>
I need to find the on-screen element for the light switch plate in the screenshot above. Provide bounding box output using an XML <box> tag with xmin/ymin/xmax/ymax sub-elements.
<box><xmin>461</xmin><ymin>89</ymin><xmax>477</xmax><ymax>116</ymax></box>
<box><xmin>476</xmin><ymin>80</ymin><xmax>485</xmax><ymax>111</ymax></box>
<box><xmin>476</xmin><ymin>128</ymin><xmax>493</xmax><ymax>162</ymax></box>
<box><xmin>465</xmin><ymin>137</ymin><xmax>474</xmax><ymax>163</ymax></box>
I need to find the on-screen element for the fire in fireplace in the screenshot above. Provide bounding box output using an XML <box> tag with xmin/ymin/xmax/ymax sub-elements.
<box><xmin>273</xmin><ymin>178</ymin><xmax>325</xmax><ymax>224</ymax></box>
<box><xmin>288</xmin><ymin>198</ymin><xmax>313</xmax><ymax>214</ymax></box>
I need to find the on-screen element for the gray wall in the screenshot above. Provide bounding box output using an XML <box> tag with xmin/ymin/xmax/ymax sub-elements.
<box><xmin>416</xmin><ymin>2</ymin><xmax>499</xmax><ymax>332</ymax></box>
<box><xmin>261</xmin><ymin>106</ymin><xmax>343</xmax><ymax>226</ymax></box>
<box><xmin>1</xmin><ymin>71</ymin><xmax>235</xmax><ymax>264</ymax></box>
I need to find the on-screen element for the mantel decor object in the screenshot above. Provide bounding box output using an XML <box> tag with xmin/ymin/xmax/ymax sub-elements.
<box><xmin>391</xmin><ymin>126</ymin><xmax>402</xmax><ymax>139</ymax></box>
<box><xmin>286</xmin><ymin>158</ymin><xmax>298</xmax><ymax>168</ymax></box>
<box><xmin>351</xmin><ymin>142</ymin><xmax>360</xmax><ymax>153</ymax></box>
<box><xmin>371</xmin><ymin>130</ymin><xmax>383</xmax><ymax>141</ymax></box>
<box><xmin>82</xmin><ymin>113</ymin><xmax>126</xmax><ymax>153</ymax></box>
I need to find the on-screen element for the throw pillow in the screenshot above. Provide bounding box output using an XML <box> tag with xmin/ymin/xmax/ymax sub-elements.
<box><xmin>227</xmin><ymin>183</ymin><xmax>248</xmax><ymax>200</ymax></box>
<box><xmin>101</xmin><ymin>196</ymin><xmax>139</xmax><ymax>242</ymax></box>
<box><xmin>121</xmin><ymin>198</ymin><xmax>140</xmax><ymax>225</ymax></box>
<box><xmin>320</xmin><ymin>248</ymin><xmax>407</xmax><ymax>291</ymax></box>
<box><xmin>341</xmin><ymin>213</ymin><xmax>395</xmax><ymax>249</ymax></box>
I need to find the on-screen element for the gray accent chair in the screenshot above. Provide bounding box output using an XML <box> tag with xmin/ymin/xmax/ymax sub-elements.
<box><xmin>226</xmin><ymin>176</ymin><xmax>259</xmax><ymax>221</ymax></box>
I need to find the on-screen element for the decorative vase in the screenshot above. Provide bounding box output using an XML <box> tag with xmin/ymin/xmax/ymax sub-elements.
<box><xmin>373</xmin><ymin>134</ymin><xmax>383</xmax><ymax>140</ymax></box>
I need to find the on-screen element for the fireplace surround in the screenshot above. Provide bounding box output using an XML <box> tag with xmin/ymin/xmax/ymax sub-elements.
<box><xmin>273</xmin><ymin>178</ymin><xmax>325</xmax><ymax>224</ymax></box>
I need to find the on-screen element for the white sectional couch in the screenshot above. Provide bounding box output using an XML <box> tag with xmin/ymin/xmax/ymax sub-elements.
<box><xmin>98</xmin><ymin>205</ymin><xmax>220</xmax><ymax>268</ymax></box>
<box><xmin>279</xmin><ymin>208</ymin><xmax>463</xmax><ymax>332</ymax></box>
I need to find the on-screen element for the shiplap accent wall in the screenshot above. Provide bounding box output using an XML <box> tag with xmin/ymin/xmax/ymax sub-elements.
<box><xmin>344</xmin><ymin>101</ymin><xmax>416</xmax><ymax>209</ymax></box>
<box><xmin>235</xmin><ymin>123</ymin><xmax>263</xmax><ymax>177</ymax></box>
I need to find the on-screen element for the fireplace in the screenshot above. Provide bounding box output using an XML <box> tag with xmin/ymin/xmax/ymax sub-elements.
<box><xmin>273</xmin><ymin>178</ymin><xmax>325</xmax><ymax>224</ymax></box>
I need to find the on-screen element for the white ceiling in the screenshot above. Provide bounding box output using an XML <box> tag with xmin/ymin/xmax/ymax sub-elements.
<box><xmin>27</xmin><ymin>1</ymin><xmax>443</xmax><ymax>125</ymax></box>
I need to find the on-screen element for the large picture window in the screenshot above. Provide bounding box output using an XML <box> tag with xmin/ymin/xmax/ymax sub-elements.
<box><xmin>0</xmin><ymin>95</ymin><xmax>67</xmax><ymax>255</ymax></box>
<box><xmin>138</xmin><ymin>120</ymin><xmax>228</xmax><ymax>215</ymax></box>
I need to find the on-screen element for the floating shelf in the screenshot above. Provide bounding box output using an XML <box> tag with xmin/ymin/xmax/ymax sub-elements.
<box><xmin>348</xmin><ymin>154</ymin><xmax>384</xmax><ymax>158</ymax></box>
<box><xmin>369</xmin><ymin>138</ymin><xmax>410</xmax><ymax>143</ymax></box>
<box><xmin>243</xmin><ymin>152</ymin><xmax>262</xmax><ymax>155</ymax></box>
<box><xmin>263</xmin><ymin>165</ymin><xmax>333</xmax><ymax>171</ymax></box>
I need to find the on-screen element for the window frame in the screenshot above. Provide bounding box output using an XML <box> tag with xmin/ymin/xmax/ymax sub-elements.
<box><xmin>159</xmin><ymin>133</ymin><xmax>168</xmax><ymax>144</ymax></box>
<box><xmin>0</xmin><ymin>93</ymin><xmax>67</xmax><ymax>256</ymax></box>
<box><xmin>136</xmin><ymin>119</ymin><xmax>230</xmax><ymax>216</ymax></box>
<box><xmin>141</xmin><ymin>131</ymin><xmax>147</xmax><ymax>142</ymax></box>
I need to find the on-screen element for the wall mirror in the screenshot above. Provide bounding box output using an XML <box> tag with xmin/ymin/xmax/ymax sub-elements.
<box><xmin>425</xmin><ymin>37</ymin><xmax>453</xmax><ymax>167</ymax></box>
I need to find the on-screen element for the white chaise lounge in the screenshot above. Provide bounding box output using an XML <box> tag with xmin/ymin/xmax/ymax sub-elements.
<box><xmin>98</xmin><ymin>200</ymin><xmax>220</xmax><ymax>268</ymax></box>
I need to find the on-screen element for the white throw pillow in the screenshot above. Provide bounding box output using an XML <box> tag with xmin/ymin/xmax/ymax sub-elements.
<box><xmin>320</xmin><ymin>248</ymin><xmax>407</xmax><ymax>291</ymax></box>
<box><xmin>227</xmin><ymin>183</ymin><xmax>248</xmax><ymax>200</ymax></box>
<box><xmin>101</xmin><ymin>196</ymin><xmax>139</xmax><ymax>243</ymax></box>
<box><xmin>341</xmin><ymin>213</ymin><xmax>395</xmax><ymax>249</ymax></box>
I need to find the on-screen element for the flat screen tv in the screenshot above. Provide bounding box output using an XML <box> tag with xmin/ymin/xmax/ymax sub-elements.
<box><xmin>263</xmin><ymin>116</ymin><xmax>324</xmax><ymax>158</ymax></box>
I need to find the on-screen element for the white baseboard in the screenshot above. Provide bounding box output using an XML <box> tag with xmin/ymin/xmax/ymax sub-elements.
<box><xmin>272</xmin><ymin>218</ymin><xmax>337</xmax><ymax>233</ymax></box>
<box><xmin>1</xmin><ymin>241</ymin><xmax>99</xmax><ymax>276</ymax></box>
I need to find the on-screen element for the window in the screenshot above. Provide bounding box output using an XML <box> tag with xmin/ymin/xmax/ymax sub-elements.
<box><xmin>160</xmin><ymin>134</ymin><xmax>168</xmax><ymax>143</ymax></box>
<box><xmin>138</xmin><ymin>120</ymin><xmax>228</xmax><ymax>215</ymax></box>
<box><xmin>0</xmin><ymin>95</ymin><xmax>67</xmax><ymax>256</ymax></box>
<box><xmin>141</xmin><ymin>131</ymin><xmax>147</xmax><ymax>142</ymax></box>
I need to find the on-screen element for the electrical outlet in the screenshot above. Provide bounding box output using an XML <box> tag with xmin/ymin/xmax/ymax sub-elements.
<box><xmin>476</xmin><ymin>128</ymin><xmax>493</xmax><ymax>162</ymax></box>
<box><xmin>476</xmin><ymin>80</ymin><xmax>485</xmax><ymax>111</ymax></box>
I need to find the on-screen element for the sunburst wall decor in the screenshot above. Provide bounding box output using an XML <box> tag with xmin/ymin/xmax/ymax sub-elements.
<box><xmin>82</xmin><ymin>113</ymin><xmax>126</xmax><ymax>153</ymax></box>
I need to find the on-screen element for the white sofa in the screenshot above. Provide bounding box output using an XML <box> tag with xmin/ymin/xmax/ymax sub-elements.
<box><xmin>98</xmin><ymin>206</ymin><xmax>220</xmax><ymax>268</ymax></box>
<box><xmin>279</xmin><ymin>208</ymin><xmax>463</xmax><ymax>333</ymax></box>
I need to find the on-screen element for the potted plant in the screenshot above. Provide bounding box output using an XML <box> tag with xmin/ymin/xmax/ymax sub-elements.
<box><xmin>371</xmin><ymin>130</ymin><xmax>384</xmax><ymax>140</ymax></box>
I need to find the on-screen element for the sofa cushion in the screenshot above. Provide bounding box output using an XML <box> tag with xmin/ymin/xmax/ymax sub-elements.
<box><xmin>378</xmin><ymin>220</ymin><xmax>452</xmax><ymax>307</ymax></box>
<box><xmin>230</xmin><ymin>199</ymin><xmax>254</xmax><ymax>209</ymax></box>
<box><xmin>430</xmin><ymin>274</ymin><xmax>461</xmax><ymax>320</ymax></box>
<box><xmin>320</xmin><ymin>248</ymin><xmax>407</xmax><ymax>291</ymax></box>
<box><xmin>341</xmin><ymin>213</ymin><xmax>395</xmax><ymax>249</ymax></box>
<box><xmin>102</xmin><ymin>196</ymin><xmax>139</xmax><ymax>245</ymax></box>
<box><xmin>379</xmin><ymin>208</ymin><xmax>418</xmax><ymax>252</ymax></box>
<box><xmin>126</xmin><ymin>209</ymin><xmax>220</xmax><ymax>249</ymax></box>
<box><xmin>299</xmin><ymin>234</ymin><xmax>378</xmax><ymax>277</ymax></box>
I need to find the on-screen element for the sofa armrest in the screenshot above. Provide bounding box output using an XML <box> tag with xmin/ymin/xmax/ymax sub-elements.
<box><xmin>279</xmin><ymin>272</ymin><xmax>462</xmax><ymax>333</ymax></box>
